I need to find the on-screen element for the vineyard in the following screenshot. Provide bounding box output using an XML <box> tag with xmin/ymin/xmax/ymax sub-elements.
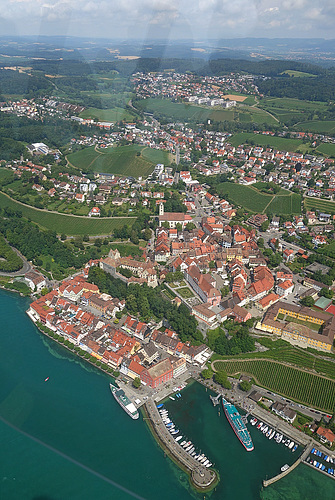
<box><xmin>213</xmin><ymin>359</ymin><xmax>335</xmax><ymax>412</ymax></box>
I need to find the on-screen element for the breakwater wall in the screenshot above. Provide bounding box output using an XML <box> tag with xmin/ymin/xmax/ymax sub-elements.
<box><xmin>144</xmin><ymin>400</ymin><xmax>218</xmax><ymax>491</ymax></box>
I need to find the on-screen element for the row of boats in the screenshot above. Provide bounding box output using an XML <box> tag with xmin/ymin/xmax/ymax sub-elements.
<box><xmin>311</xmin><ymin>447</ymin><xmax>335</xmax><ymax>463</ymax></box>
<box><xmin>157</xmin><ymin>405</ymin><xmax>213</xmax><ymax>468</ymax></box>
<box><xmin>306</xmin><ymin>455</ymin><xmax>335</xmax><ymax>476</ymax></box>
<box><xmin>250</xmin><ymin>417</ymin><xmax>298</xmax><ymax>452</ymax></box>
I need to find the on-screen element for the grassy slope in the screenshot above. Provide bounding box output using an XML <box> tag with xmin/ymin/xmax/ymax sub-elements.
<box><xmin>0</xmin><ymin>192</ymin><xmax>134</xmax><ymax>235</ymax></box>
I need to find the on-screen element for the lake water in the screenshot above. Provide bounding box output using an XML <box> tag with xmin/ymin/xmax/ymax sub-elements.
<box><xmin>0</xmin><ymin>289</ymin><xmax>334</xmax><ymax>499</ymax></box>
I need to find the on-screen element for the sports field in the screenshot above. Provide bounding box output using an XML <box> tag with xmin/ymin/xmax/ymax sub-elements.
<box><xmin>67</xmin><ymin>145</ymin><xmax>171</xmax><ymax>177</ymax></box>
<box><xmin>216</xmin><ymin>182</ymin><xmax>301</xmax><ymax>215</ymax></box>
<box><xmin>213</xmin><ymin>359</ymin><xmax>335</xmax><ymax>412</ymax></box>
<box><xmin>0</xmin><ymin>192</ymin><xmax>134</xmax><ymax>235</ymax></box>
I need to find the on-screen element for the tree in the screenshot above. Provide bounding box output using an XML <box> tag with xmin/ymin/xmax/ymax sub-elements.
<box><xmin>143</xmin><ymin>228</ymin><xmax>152</xmax><ymax>241</ymax></box>
<box><xmin>214</xmin><ymin>371</ymin><xmax>231</xmax><ymax>389</ymax></box>
<box><xmin>240</xmin><ymin>380</ymin><xmax>252</xmax><ymax>392</ymax></box>
<box><xmin>321</xmin><ymin>287</ymin><xmax>334</xmax><ymax>299</ymax></box>
<box><xmin>133</xmin><ymin>377</ymin><xmax>141</xmax><ymax>389</ymax></box>
<box><xmin>220</xmin><ymin>285</ymin><xmax>230</xmax><ymax>297</ymax></box>
<box><xmin>261</xmin><ymin>220</ymin><xmax>270</xmax><ymax>232</ymax></box>
<box><xmin>60</xmin><ymin>233</ymin><xmax>67</xmax><ymax>240</ymax></box>
<box><xmin>300</xmin><ymin>296</ymin><xmax>315</xmax><ymax>307</ymax></box>
<box><xmin>201</xmin><ymin>368</ymin><xmax>213</xmax><ymax>380</ymax></box>
<box><xmin>209</xmin><ymin>260</ymin><xmax>215</xmax><ymax>269</ymax></box>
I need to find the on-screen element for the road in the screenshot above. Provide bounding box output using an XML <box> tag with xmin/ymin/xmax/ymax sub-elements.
<box><xmin>0</xmin><ymin>246</ymin><xmax>31</xmax><ymax>277</ymax></box>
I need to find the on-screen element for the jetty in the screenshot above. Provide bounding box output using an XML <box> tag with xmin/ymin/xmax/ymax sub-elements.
<box><xmin>263</xmin><ymin>443</ymin><xmax>313</xmax><ymax>487</ymax></box>
<box><xmin>144</xmin><ymin>399</ymin><xmax>218</xmax><ymax>491</ymax></box>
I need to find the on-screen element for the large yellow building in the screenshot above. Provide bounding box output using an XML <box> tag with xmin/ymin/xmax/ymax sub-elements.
<box><xmin>258</xmin><ymin>301</ymin><xmax>335</xmax><ymax>352</ymax></box>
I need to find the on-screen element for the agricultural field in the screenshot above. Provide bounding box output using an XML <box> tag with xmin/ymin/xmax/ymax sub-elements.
<box><xmin>135</xmin><ymin>98</ymin><xmax>276</xmax><ymax>125</ymax></box>
<box><xmin>213</xmin><ymin>359</ymin><xmax>335</xmax><ymax>412</ymax></box>
<box><xmin>79</xmin><ymin>106</ymin><xmax>135</xmax><ymax>122</ymax></box>
<box><xmin>0</xmin><ymin>192</ymin><xmax>134</xmax><ymax>235</ymax></box>
<box><xmin>304</xmin><ymin>197</ymin><xmax>335</xmax><ymax>214</ymax></box>
<box><xmin>228</xmin><ymin>132</ymin><xmax>306</xmax><ymax>151</ymax></box>
<box><xmin>258</xmin><ymin>97</ymin><xmax>328</xmax><ymax>126</ymax></box>
<box><xmin>294</xmin><ymin>120</ymin><xmax>335</xmax><ymax>134</ymax></box>
<box><xmin>316</xmin><ymin>143</ymin><xmax>335</xmax><ymax>158</ymax></box>
<box><xmin>68</xmin><ymin>145</ymin><xmax>171</xmax><ymax>177</ymax></box>
<box><xmin>216</xmin><ymin>182</ymin><xmax>301</xmax><ymax>215</ymax></box>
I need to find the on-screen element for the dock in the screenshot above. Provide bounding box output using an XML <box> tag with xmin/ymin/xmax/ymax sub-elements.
<box><xmin>144</xmin><ymin>400</ymin><xmax>218</xmax><ymax>491</ymax></box>
<box><xmin>263</xmin><ymin>442</ymin><xmax>313</xmax><ymax>487</ymax></box>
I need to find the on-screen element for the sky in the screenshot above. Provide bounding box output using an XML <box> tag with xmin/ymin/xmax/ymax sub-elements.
<box><xmin>1</xmin><ymin>0</ymin><xmax>335</xmax><ymax>40</ymax></box>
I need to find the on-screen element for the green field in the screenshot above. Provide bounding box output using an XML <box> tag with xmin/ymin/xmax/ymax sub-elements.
<box><xmin>68</xmin><ymin>145</ymin><xmax>171</xmax><ymax>177</ymax></box>
<box><xmin>213</xmin><ymin>359</ymin><xmax>335</xmax><ymax>412</ymax></box>
<box><xmin>294</xmin><ymin>120</ymin><xmax>335</xmax><ymax>134</ymax></box>
<box><xmin>304</xmin><ymin>197</ymin><xmax>335</xmax><ymax>214</ymax></box>
<box><xmin>258</xmin><ymin>97</ymin><xmax>328</xmax><ymax>126</ymax></box>
<box><xmin>281</xmin><ymin>70</ymin><xmax>316</xmax><ymax>78</ymax></box>
<box><xmin>229</xmin><ymin>132</ymin><xmax>306</xmax><ymax>151</ymax></box>
<box><xmin>135</xmin><ymin>98</ymin><xmax>276</xmax><ymax>125</ymax></box>
<box><xmin>216</xmin><ymin>182</ymin><xmax>301</xmax><ymax>215</ymax></box>
<box><xmin>79</xmin><ymin>107</ymin><xmax>135</xmax><ymax>122</ymax></box>
<box><xmin>316</xmin><ymin>143</ymin><xmax>335</xmax><ymax>158</ymax></box>
<box><xmin>0</xmin><ymin>192</ymin><xmax>134</xmax><ymax>235</ymax></box>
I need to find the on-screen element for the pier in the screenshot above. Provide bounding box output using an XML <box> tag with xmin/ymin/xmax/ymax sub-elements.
<box><xmin>263</xmin><ymin>442</ymin><xmax>313</xmax><ymax>487</ymax></box>
<box><xmin>144</xmin><ymin>400</ymin><xmax>218</xmax><ymax>491</ymax></box>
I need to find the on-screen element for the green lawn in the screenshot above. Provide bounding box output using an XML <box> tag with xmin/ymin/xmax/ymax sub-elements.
<box><xmin>213</xmin><ymin>359</ymin><xmax>335</xmax><ymax>412</ymax></box>
<box><xmin>177</xmin><ymin>287</ymin><xmax>194</xmax><ymax>298</ymax></box>
<box><xmin>0</xmin><ymin>192</ymin><xmax>134</xmax><ymax>235</ymax></box>
<box><xmin>216</xmin><ymin>182</ymin><xmax>301</xmax><ymax>215</ymax></box>
<box><xmin>229</xmin><ymin>132</ymin><xmax>306</xmax><ymax>152</ymax></box>
<box><xmin>79</xmin><ymin>107</ymin><xmax>135</xmax><ymax>122</ymax></box>
<box><xmin>67</xmin><ymin>145</ymin><xmax>171</xmax><ymax>177</ymax></box>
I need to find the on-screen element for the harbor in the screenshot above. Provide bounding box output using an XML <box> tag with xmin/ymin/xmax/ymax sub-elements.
<box><xmin>144</xmin><ymin>399</ymin><xmax>218</xmax><ymax>491</ymax></box>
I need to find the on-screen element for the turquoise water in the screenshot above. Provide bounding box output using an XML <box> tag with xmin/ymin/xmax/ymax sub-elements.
<box><xmin>0</xmin><ymin>289</ymin><xmax>334</xmax><ymax>499</ymax></box>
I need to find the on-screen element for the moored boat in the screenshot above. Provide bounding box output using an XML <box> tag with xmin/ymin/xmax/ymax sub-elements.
<box><xmin>109</xmin><ymin>383</ymin><xmax>139</xmax><ymax>420</ymax></box>
<box><xmin>221</xmin><ymin>397</ymin><xmax>254</xmax><ymax>452</ymax></box>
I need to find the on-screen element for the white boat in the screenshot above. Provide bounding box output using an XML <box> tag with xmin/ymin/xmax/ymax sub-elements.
<box><xmin>169</xmin><ymin>396</ymin><xmax>175</xmax><ymax>401</ymax></box>
<box><xmin>289</xmin><ymin>441</ymin><xmax>294</xmax><ymax>449</ymax></box>
<box><xmin>206</xmin><ymin>462</ymin><xmax>212</xmax><ymax>468</ymax></box>
<box><xmin>266</xmin><ymin>428</ymin><xmax>272</xmax><ymax>438</ymax></box>
<box><xmin>269</xmin><ymin>430</ymin><xmax>276</xmax><ymax>440</ymax></box>
<box><xmin>281</xmin><ymin>464</ymin><xmax>289</xmax><ymax>472</ymax></box>
<box><xmin>262</xmin><ymin>426</ymin><xmax>269</xmax><ymax>434</ymax></box>
<box><xmin>176</xmin><ymin>436</ymin><xmax>183</xmax><ymax>442</ymax></box>
<box><xmin>277</xmin><ymin>434</ymin><xmax>283</xmax><ymax>443</ymax></box>
<box><xmin>203</xmin><ymin>460</ymin><xmax>209</xmax><ymax>466</ymax></box>
<box><xmin>181</xmin><ymin>441</ymin><xmax>186</xmax><ymax>446</ymax></box>
<box><xmin>285</xmin><ymin>440</ymin><xmax>290</xmax><ymax>447</ymax></box>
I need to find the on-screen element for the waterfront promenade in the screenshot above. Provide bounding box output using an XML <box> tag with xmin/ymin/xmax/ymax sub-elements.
<box><xmin>144</xmin><ymin>399</ymin><xmax>218</xmax><ymax>490</ymax></box>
